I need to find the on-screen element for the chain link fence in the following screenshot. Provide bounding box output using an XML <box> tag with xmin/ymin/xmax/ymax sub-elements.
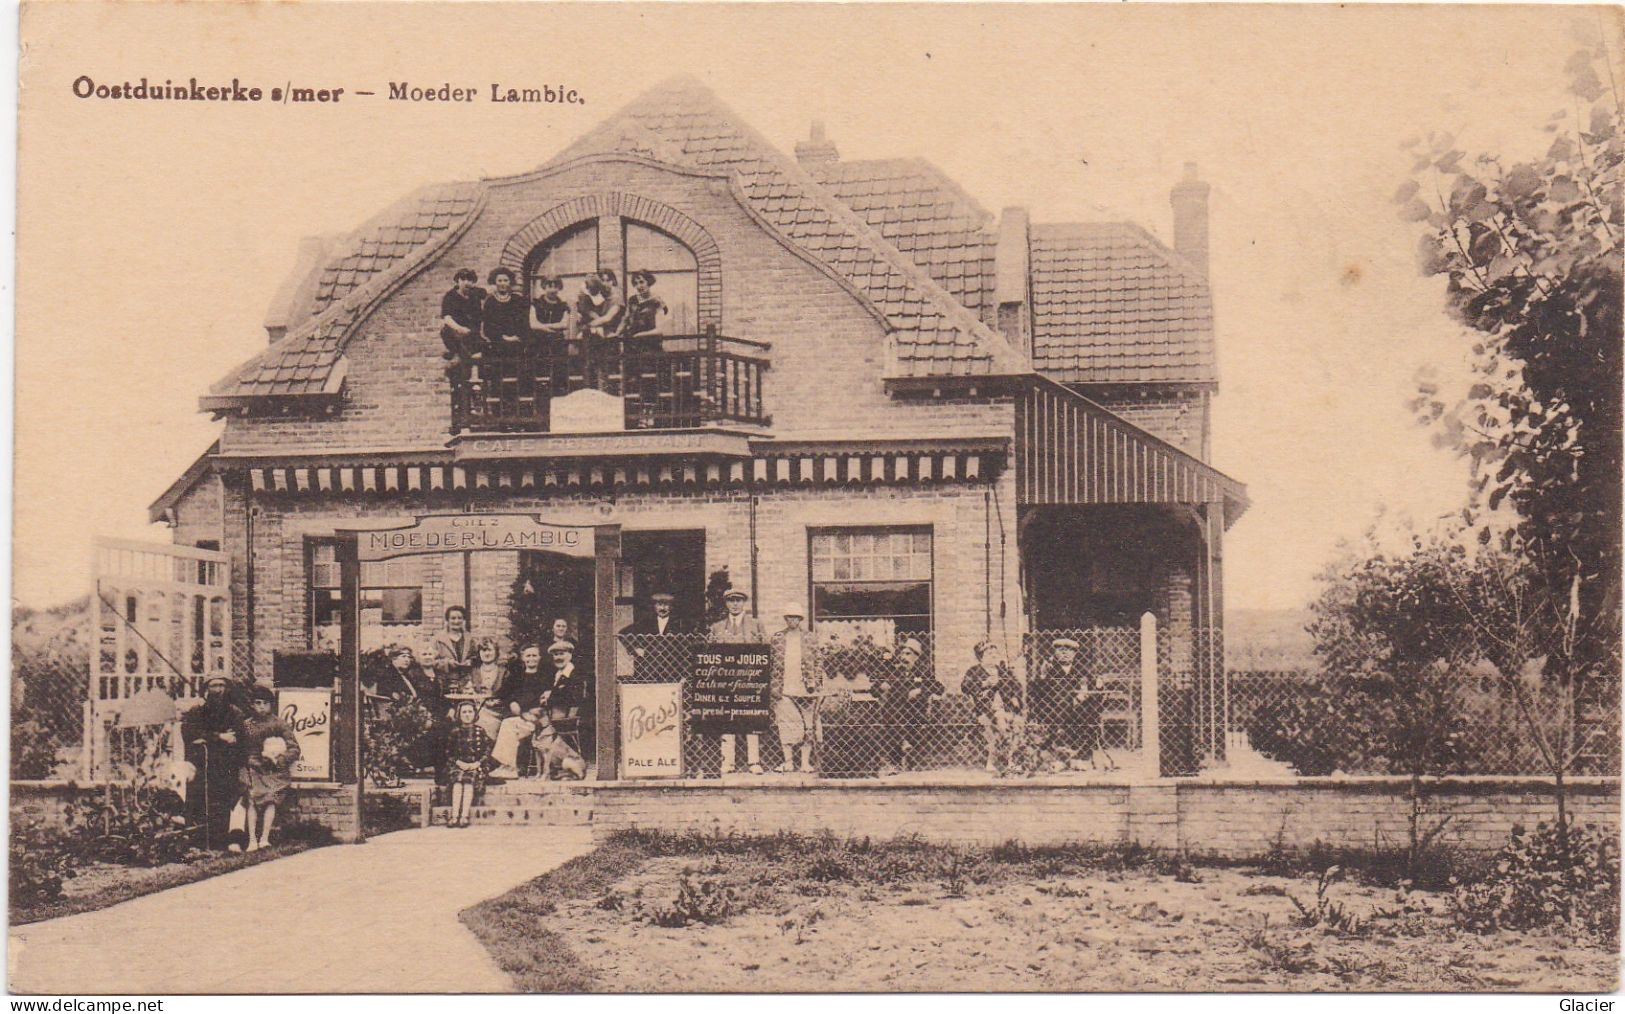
<box><xmin>18</xmin><ymin>605</ymin><xmax>1620</xmax><ymax>786</ymax></box>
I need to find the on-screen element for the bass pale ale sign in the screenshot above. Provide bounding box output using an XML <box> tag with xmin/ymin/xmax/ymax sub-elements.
<box><xmin>350</xmin><ymin>514</ymin><xmax>596</xmax><ymax>561</ymax></box>
<box><xmin>619</xmin><ymin>681</ymin><xmax>682</xmax><ymax>778</ymax></box>
<box><xmin>277</xmin><ymin>687</ymin><xmax>332</xmax><ymax>780</ymax></box>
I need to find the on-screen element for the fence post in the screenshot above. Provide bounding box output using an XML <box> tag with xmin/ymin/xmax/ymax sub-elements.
<box><xmin>1140</xmin><ymin>611</ymin><xmax>1159</xmax><ymax>778</ymax></box>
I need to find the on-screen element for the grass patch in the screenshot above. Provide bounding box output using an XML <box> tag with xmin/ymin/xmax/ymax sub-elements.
<box><xmin>459</xmin><ymin>836</ymin><xmax>655</xmax><ymax>992</ymax></box>
<box><xmin>11</xmin><ymin>834</ymin><xmax>330</xmax><ymax>927</ymax></box>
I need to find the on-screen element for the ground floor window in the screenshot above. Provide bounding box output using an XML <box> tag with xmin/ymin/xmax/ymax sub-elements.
<box><xmin>808</xmin><ymin>526</ymin><xmax>932</xmax><ymax>641</ymax></box>
<box><xmin>308</xmin><ymin>540</ymin><xmax>425</xmax><ymax>650</ymax></box>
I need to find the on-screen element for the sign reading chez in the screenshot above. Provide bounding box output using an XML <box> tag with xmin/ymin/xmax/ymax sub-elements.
<box><xmin>619</xmin><ymin>681</ymin><xmax>682</xmax><ymax>779</ymax></box>
<box><xmin>686</xmin><ymin>644</ymin><xmax>772</xmax><ymax>734</ymax></box>
<box><xmin>349</xmin><ymin>515</ymin><xmax>596</xmax><ymax>561</ymax></box>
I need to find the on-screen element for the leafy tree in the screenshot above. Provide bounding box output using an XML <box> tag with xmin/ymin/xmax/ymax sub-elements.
<box><xmin>1401</xmin><ymin>42</ymin><xmax>1622</xmax><ymax>695</ymax></box>
<box><xmin>1308</xmin><ymin>532</ymin><xmax>1480</xmax><ymax>871</ymax></box>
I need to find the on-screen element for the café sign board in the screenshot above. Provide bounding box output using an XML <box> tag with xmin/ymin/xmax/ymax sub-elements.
<box><xmin>619</xmin><ymin>681</ymin><xmax>682</xmax><ymax>779</ymax></box>
<box><xmin>686</xmin><ymin>644</ymin><xmax>772</xmax><ymax>734</ymax></box>
<box><xmin>277</xmin><ymin>687</ymin><xmax>332</xmax><ymax>781</ymax></box>
<box><xmin>349</xmin><ymin>514</ymin><xmax>596</xmax><ymax>562</ymax></box>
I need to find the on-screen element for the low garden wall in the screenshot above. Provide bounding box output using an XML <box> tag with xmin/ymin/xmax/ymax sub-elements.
<box><xmin>587</xmin><ymin>776</ymin><xmax>1621</xmax><ymax>856</ymax></box>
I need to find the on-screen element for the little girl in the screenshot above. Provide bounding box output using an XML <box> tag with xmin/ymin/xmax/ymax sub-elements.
<box><xmin>445</xmin><ymin>700</ymin><xmax>494</xmax><ymax>828</ymax></box>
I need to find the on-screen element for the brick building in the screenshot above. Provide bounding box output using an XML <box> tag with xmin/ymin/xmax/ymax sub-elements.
<box><xmin>150</xmin><ymin>79</ymin><xmax>1246</xmax><ymax>773</ymax></box>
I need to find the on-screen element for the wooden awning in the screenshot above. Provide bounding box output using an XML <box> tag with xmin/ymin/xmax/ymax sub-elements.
<box><xmin>1015</xmin><ymin>378</ymin><xmax>1248</xmax><ymax>526</ymax></box>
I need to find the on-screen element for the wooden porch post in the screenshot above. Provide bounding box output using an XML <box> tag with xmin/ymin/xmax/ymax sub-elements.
<box><xmin>336</xmin><ymin>532</ymin><xmax>364</xmax><ymax>843</ymax></box>
<box><xmin>593</xmin><ymin>524</ymin><xmax>622</xmax><ymax>780</ymax></box>
<box><xmin>1140</xmin><ymin>611</ymin><xmax>1160</xmax><ymax>777</ymax></box>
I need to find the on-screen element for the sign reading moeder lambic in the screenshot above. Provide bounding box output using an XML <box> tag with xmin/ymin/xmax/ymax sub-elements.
<box><xmin>350</xmin><ymin>514</ymin><xmax>596</xmax><ymax>561</ymax></box>
<box><xmin>686</xmin><ymin>644</ymin><xmax>772</xmax><ymax>733</ymax></box>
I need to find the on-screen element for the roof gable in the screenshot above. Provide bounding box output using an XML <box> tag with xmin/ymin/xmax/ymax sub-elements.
<box><xmin>544</xmin><ymin>79</ymin><xmax>1025</xmax><ymax>377</ymax></box>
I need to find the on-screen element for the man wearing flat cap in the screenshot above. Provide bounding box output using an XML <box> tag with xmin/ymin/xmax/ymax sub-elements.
<box><xmin>619</xmin><ymin>589</ymin><xmax>690</xmax><ymax>682</ymax></box>
<box><xmin>708</xmin><ymin>587</ymin><xmax>768</xmax><ymax>774</ymax></box>
<box><xmin>1029</xmin><ymin>636</ymin><xmax>1100</xmax><ymax>770</ymax></box>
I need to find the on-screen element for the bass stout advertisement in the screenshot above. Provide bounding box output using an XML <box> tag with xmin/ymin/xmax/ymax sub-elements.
<box><xmin>619</xmin><ymin>681</ymin><xmax>682</xmax><ymax>779</ymax></box>
<box><xmin>276</xmin><ymin>688</ymin><xmax>332</xmax><ymax>781</ymax></box>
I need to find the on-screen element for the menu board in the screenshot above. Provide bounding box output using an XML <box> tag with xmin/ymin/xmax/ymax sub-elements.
<box><xmin>686</xmin><ymin>644</ymin><xmax>772</xmax><ymax>733</ymax></box>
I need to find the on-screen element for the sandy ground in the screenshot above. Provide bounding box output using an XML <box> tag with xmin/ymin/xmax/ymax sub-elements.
<box><xmin>556</xmin><ymin>857</ymin><xmax>1619</xmax><ymax>992</ymax></box>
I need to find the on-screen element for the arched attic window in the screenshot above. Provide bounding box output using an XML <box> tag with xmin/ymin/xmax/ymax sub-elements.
<box><xmin>524</xmin><ymin>219</ymin><xmax>700</xmax><ymax>336</ymax></box>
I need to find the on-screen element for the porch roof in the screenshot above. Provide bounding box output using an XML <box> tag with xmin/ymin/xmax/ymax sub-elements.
<box><xmin>1015</xmin><ymin>378</ymin><xmax>1248</xmax><ymax>526</ymax></box>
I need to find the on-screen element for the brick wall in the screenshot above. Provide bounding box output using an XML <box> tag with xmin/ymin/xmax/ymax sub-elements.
<box><xmin>9</xmin><ymin>780</ymin><xmax>366</xmax><ymax>844</ymax></box>
<box><xmin>227</xmin><ymin>468</ymin><xmax>1023</xmax><ymax>686</ymax></box>
<box><xmin>171</xmin><ymin>474</ymin><xmax>225</xmax><ymax>549</ymax></box>
<box><xmin>1089</xmin><ymin>389</ymin><xmax>1210</xmax><ymax>460</ymax></box>
<box><xmin>587</xmin><ymin>777</ymin><xmax>1621</xmax><ymax>856</ymax></box>
<box><xmin>218</xmin><ymin>160</ymin><xmax>1011</xmax><ymax>456</ymax></box>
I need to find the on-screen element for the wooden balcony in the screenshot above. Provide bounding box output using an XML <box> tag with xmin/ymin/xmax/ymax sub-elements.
<box><xmin>450</xmin><ymin>332</ymin><xmax>770</xmax><ymax>434</ymax></box>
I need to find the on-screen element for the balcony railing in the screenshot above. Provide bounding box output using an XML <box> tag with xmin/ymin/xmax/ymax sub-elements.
<box><xmin>450</xmin><ymin>332</ymin><xmax>770</xmax><ymax>434</ymax></box>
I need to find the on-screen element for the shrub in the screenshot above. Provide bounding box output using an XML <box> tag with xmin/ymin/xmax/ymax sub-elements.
<box><xmin>363</xmin><ymin>790</ymin><xmax>422</xmax><ymax>836</ymax></box>
<box><xmin>1449</xmin><ymin>822</ymin><xmax>1620</xmax><ymax>943</ymax></box>
<box><xmin>9</xmin><ymin>819</ymin><xmax>82</xmax><ymax>907</ymax></box>
<box><xmin>1244</xmin><ymin>677</ymin><xmax>1358</xmax><ymax>776</ymax></box>
<box><xmin>11</xmin><ymin>703</ymin><xmax>62</xmax><ymax>780</ymax></box>
<box><xmin>643</xmin><ymin>872</ymin><xmax>739</xmax><ymax>927</ymax></box>
<box><xmin>364</xmin><ymin>698</ymin><xmax>438</xmax><ymax>787</ymax></box>
<box><xmin>65</xmin><ymin>774</ymin><xmax>201</xmax><ymax>867</ymax></box>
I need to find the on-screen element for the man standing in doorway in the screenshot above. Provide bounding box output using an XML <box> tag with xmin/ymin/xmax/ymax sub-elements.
<box><xmin>620</xmin><ymin>589</ymin><xmax>688</xmax><ymax>681</ymax></box>
<box><xmin>708</xmin><ymin>587</ymin><xmax>767</xmax><ymax>775</ymax></box>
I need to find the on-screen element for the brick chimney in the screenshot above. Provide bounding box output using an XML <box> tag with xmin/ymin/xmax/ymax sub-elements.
<box><xmin>993</xmin><ymin>206</ymin><xmax>1032</xmax><ymax>354</ymax></box>
<box><xmin>794</xmin><ymin>121</ymin><xmax>840</xmax><ymax>167</ymax></box>
<box><xmin>1170</xmin><ymin>162</ymin><xmax>1210</xmax><ymax>276</ymax></box>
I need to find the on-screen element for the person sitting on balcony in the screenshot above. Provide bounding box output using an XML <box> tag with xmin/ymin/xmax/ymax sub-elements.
<box><xmin>481</xmin><ymin>267</ymin><xmax>530</xmax><ymax>356</ymax></box>
<box><xmin>576</xmin><ymin>271</ymin><xmax>626</xmax><ymax>341</ymax></box>
<box><xmin>961</xmin><ymin>641</ymin><xmax>1024</xmax><ymax>776</ymax></box>
<box><xmin>532</xmin><ymin>639</ymin><xmax>588</xmax><ymax>780</ymax></box>
<box><xmin>624</xmin><ymin>270</ymin><xmax>669</xmax><ymax>339</ymax></box>
<box><xmin>529</xmin><ymin>274</ymin><xmax>572</xmax><ymax>352</ymax></box>
<box><xmin>487</xmin><ymin>642</ymin><xmax>551</xmax><ymax>779</ymax></box>
<box><xmin>439</xmin><ymin>268</ymin><xmax>485</xmax><ymax>377</ymax></box>
<box><xmin>874</xmin><ymin>637</ymin><xmax>944</xmax><ymax>775</ymax></box>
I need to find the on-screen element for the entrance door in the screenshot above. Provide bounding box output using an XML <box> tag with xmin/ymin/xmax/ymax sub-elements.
<box><xmin>619</xmin><ymin>531</ymin><xmax>707</xmax><ymax>631</ymax></box>
<box><xmin>517</xmin><ymin>551</ymin><xmax>598</xmax><ymax>758</ymax></box>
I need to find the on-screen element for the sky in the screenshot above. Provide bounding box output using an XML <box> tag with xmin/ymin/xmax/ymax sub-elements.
<box><xmin>14</xmin><ymin>3</ymin><xmax>1617</xmax><ymax>612</ymax></box>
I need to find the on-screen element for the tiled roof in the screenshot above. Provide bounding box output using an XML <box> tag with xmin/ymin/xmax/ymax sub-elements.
<box><xmin>309</xmin><ymin>183</ymin><xmax>483</xmax><ymax>316</ymax></box>
<box><xmin>1029</xmin><ymin>222</ymin><xmax>1216</xmax><ymax>385</ymax></box>
<box><xmin>206</xmin><ymin>183</ymin><xmax>483</xmax><ymax>404</ymax></box>
<box><xmin>547</xmin><ymin>80</ymin><xmax>1022</xmax><ymax>377</ymax></box>
<box><xmin>807</xmin><ymin>159</ymin><xmax>995</xmax><ymax>319</ymax></box>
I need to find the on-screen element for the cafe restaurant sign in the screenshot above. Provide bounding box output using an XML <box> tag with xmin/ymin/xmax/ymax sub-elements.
<box><xmin>350</xmin><ymin>514</ymin><xmax>596</xmax><ymax>561</ymax></box>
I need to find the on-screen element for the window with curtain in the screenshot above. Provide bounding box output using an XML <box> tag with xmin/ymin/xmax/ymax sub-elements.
<box><xmin>308</xmin><ymin>540</ymin><xmax>425</xmax><ymax>650</ymax></box>
<box><xmin>809</xmin><ymin>527</ymin><xmax>933</xmax><ymax>641</ymax></box>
